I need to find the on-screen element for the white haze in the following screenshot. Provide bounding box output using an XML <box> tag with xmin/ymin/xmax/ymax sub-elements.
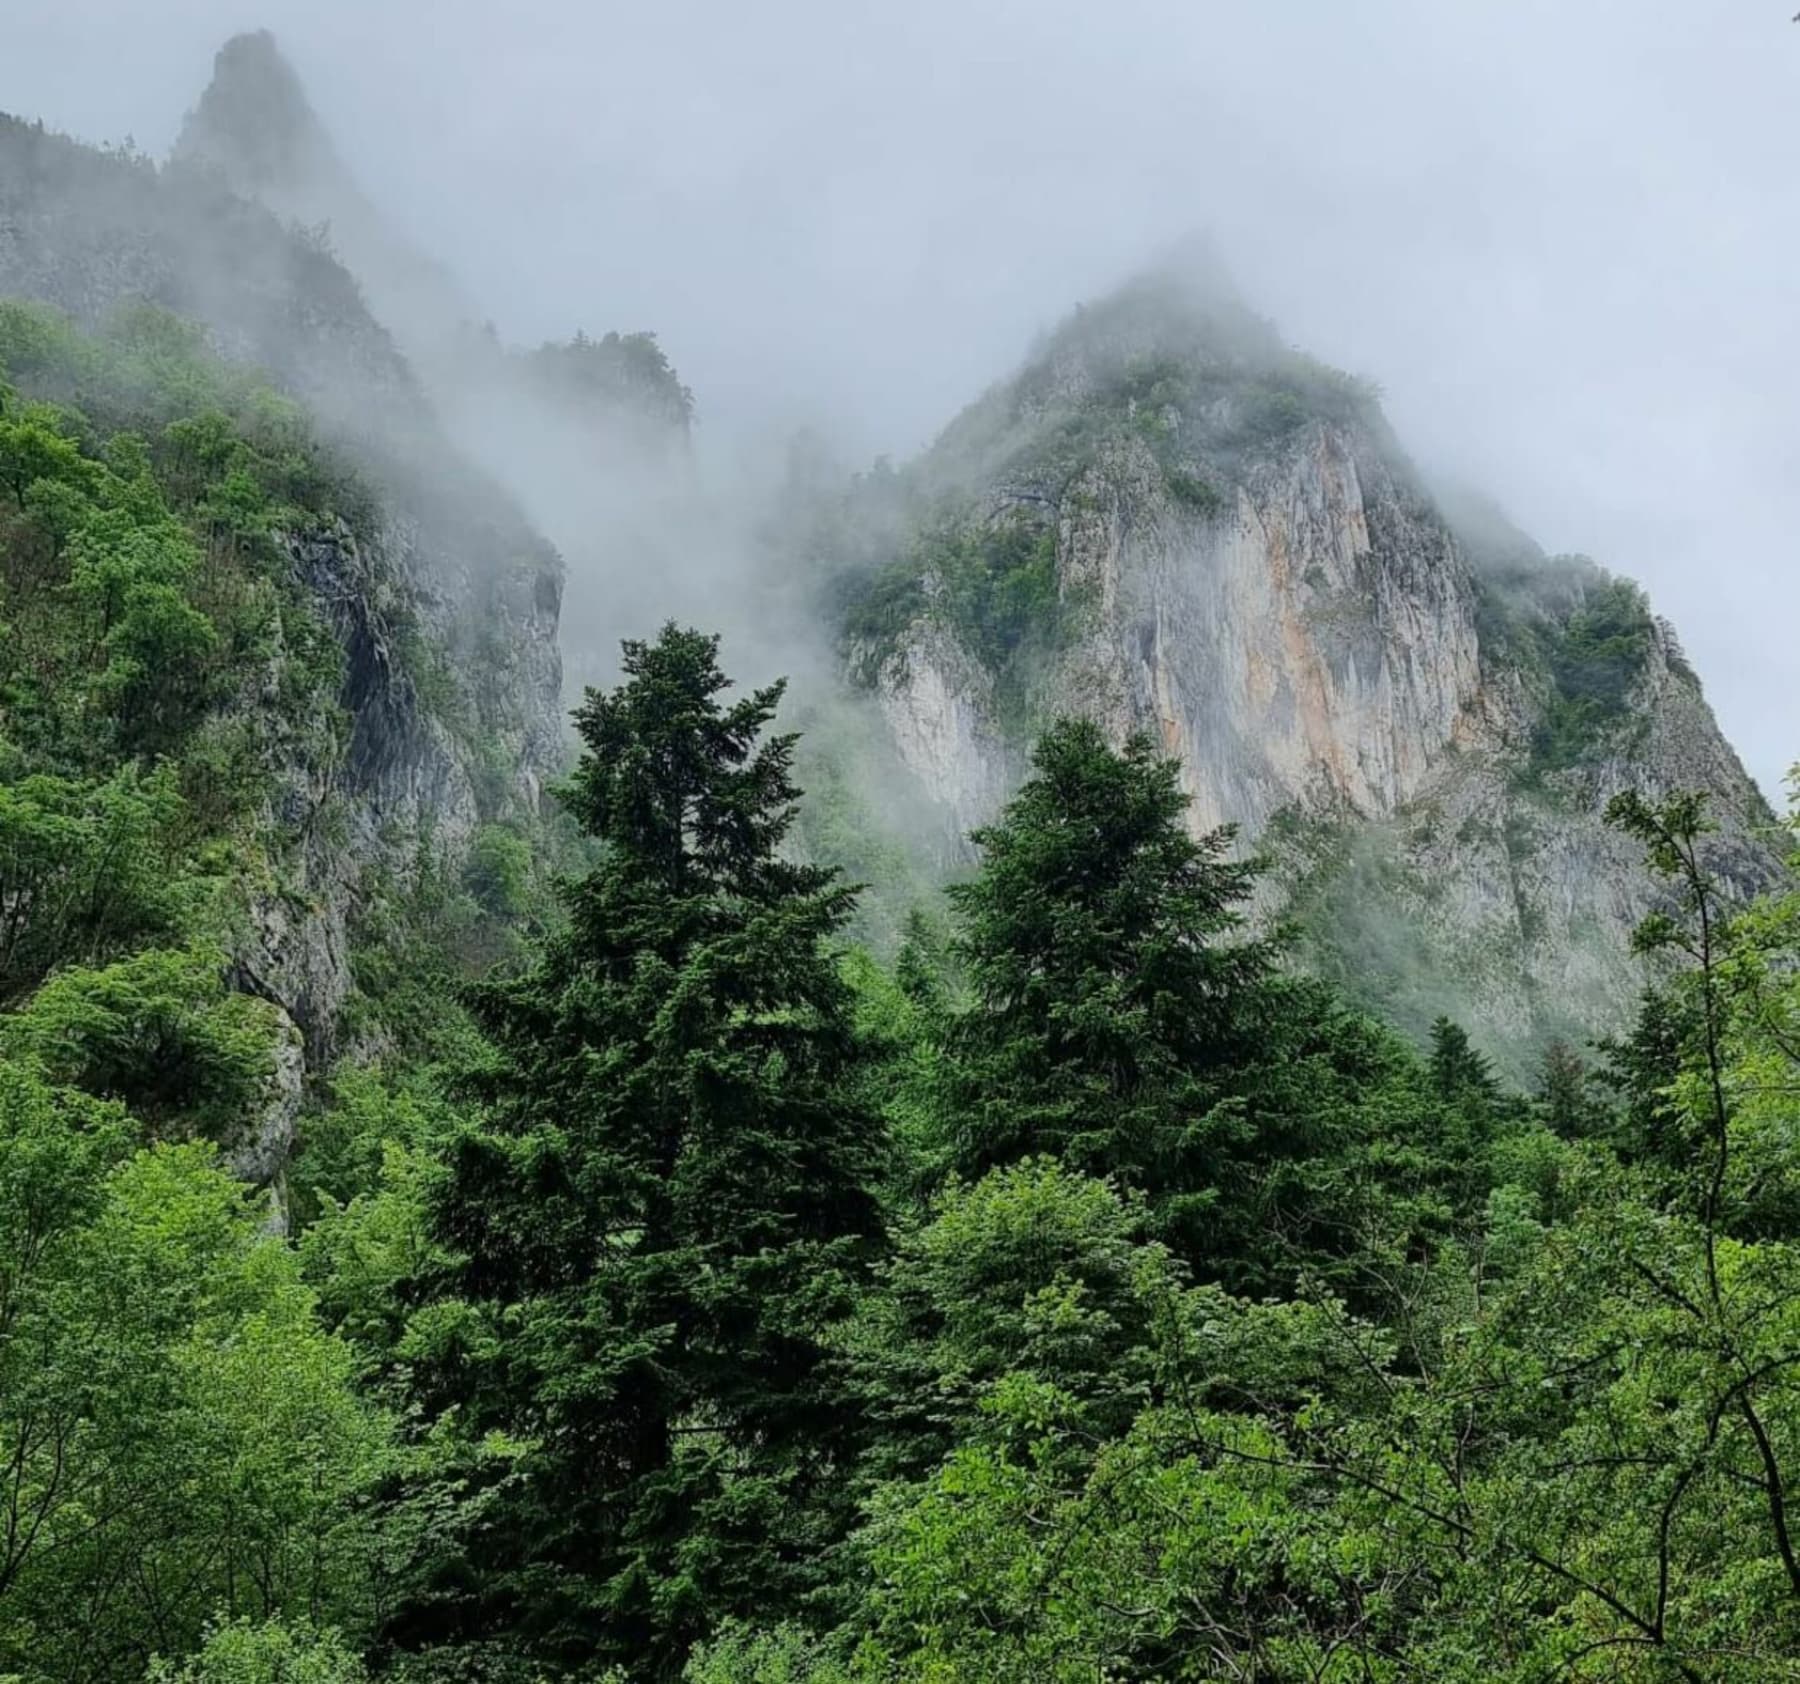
<box><xmin>5</xmin><ymin>0</ymin><xmax>1797</xmax><ymax>796</ymax></box>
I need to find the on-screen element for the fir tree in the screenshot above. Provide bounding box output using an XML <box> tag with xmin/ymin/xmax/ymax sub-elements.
<box><xmin>1427</xmin><ymin>1015</ymin><xmax>1498</xmax><ymax>1103</ymax></box>
<box><xmin>410</xmin><ymin>626</ymin><xmax>885</xmax><ymax>1680</ymax></box>
<box><xmin>938</xmin><ymin>718</ymin><xmax>1281</xmax><ymax>1272</ymax></box>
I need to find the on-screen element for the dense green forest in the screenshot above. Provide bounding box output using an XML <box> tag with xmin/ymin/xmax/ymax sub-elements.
<box><xmin>2</xmin><ymin>306</ymin><xmax>1800</xmax><ymax>1684</ymax></box>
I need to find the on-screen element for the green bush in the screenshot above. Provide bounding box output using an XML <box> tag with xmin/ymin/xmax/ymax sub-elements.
<box><xmin>1164</xmin><ymin>466</ymin><xmax>1223</xmax><ymax>514</ymax></box>
<box><xmin>839</xmin><ymin>515</ymin><xmax>1067</xmax><ymax>704</ymax></box>
<box><xmin>0</xmin><ymin>764</ymin><xmax>190</xmax><ymax>1000</ymax></box>
<box><xmin>147</xmin><ymin>1621</ymin><xmax>368</xmax><ymax>1684</ymax></box>
<box><xmin>462</xmin><ymin>823</ymin><xmax>533</xmax><ymax>918</ymax></box>
<box><xmin>1530</xmin><ymin>576</ymin><xmax>1656</xmax><ymax>774</ymax></box>
<box><xmin>3</xmin><ymin>945</ymin><xmax>279</xmax><ymax>1139</ymax></box>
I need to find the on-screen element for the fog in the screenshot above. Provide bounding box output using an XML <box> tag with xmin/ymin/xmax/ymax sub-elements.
<box><xmin>5</xmin><ymin>0</ymin><xmax>1795</xmax><ymax>794</ymax></box>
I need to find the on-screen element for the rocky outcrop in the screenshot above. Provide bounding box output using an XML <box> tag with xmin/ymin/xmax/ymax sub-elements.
<box><xmin>1039</xmin><ymin>423</ymin><xmax>1482</xmax><ymax>836</ymax></box>
<box><xmin>228</xmin><ymin>1008</ymin><xmax>305</xmax><ymax>1194</ymax></box>
<box><xmin>846</xmin><ymin>267</ymin><xmax>1780</xmax><ymax>1067</ymax></box>
<box><xmin>872</xmin><ymin>618</ymin><xmax>1020</xmax><ymax>837</ymax></box>
<box><xmin>171</xmin><ymin>32</ymin><xmax>694</xmax><ymax>706</ymax></box>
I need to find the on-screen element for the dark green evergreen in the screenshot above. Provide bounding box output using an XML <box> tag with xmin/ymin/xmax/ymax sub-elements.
<box><xmin>938</xmin><ymin>718</ymin><xmax>1269</xmax><ymax>1188</ymax></box>
<box><xmin>403</xmin><ymin>627</ymin><xmax>885</xmax><ymax>1680</ymax></box>
<box><xmin>933</xmin><ymin>717</ymin><xmax>1444</xmax><ymax>1287</ymax></box>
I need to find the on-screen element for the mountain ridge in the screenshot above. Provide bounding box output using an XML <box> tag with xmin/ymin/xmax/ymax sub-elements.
<box><xmin>1</xmin><ymin>34</ymin><xmax>1781</xmax><ymax>1080</ymax></box>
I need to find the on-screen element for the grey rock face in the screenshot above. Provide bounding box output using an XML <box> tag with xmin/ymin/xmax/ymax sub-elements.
<box><xmin>227</xmin><ymin>1007</ymin><xmax>306</xmax><ymax>1194</ymax></box>
<box><xmin>873</xmin><ymin>619</ymin><xmax>1020</xmax><ymax>838</ymax></box>
<box><xmin>240</xmin><ymin>508</ymin><xmax>560</xmax><ymax>1068</ymax></box>
<box><xmin>875</xmin><ymin>417</ymin><xmax>1492</xmax><ymax>840</ymax></box>
<box><xmin>860</xmin><ymin>293</ymin><xmax>1778</xmax><ymax>1064</ymax></box>
<box><xmin>1043</xmin><ymin>424</ymin><xmax>1482</xmax><ymax>837</ymax></box>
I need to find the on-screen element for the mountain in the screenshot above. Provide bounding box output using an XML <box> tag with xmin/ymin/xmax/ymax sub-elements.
<box><xmin>0</xmin><ymin>32</ymin><xmax>1778</xmax><ymax>1101</ymax></box>
<box><xmin>824</xmin><ymin>260</ymin><xmax>1779</xmax><ymax>1065</ymax></box>
<box><xmin>0</xmin><ymin>102</ymin><xmax>565</xmax><ymax>1183</ymax></box>
<box><xmin>174</xmin><ymin>26</ymin><xmax>1772</xmax><ymax>1066</ymax></box>
<box><xmin>171</xmin><ymin>28</ymin><xmax>487</xmax><ymax>379</ymax></box>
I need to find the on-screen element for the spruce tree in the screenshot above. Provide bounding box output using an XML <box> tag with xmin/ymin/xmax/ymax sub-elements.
<box><xmin>410</xmin><ymin>626</ymin><xmax>884</xmax><ymax>1680</ymax></box>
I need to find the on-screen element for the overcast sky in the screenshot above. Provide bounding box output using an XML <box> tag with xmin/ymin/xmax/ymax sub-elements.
<box><xmin>5</xmin><ymin>0</ymin><xmax>1796</xmax><ymax>794</ymax></box>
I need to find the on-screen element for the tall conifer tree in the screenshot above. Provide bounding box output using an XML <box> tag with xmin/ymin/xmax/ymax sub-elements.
<box><xmin>940</xmin><ymin>719</ymin><xmax>1280</xmax><ymax>1269</ymax></box>
<box><xmin>413</xmin><ymin>626</ymin><xmax>884</xmax><ymax>1679</ymax></box>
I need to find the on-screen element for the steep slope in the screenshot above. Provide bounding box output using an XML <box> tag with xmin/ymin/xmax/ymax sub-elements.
<box><xmin>0</xmin><ymin>111</ymin><xmax>566</xmax><ymax>1160</ymax></box>
<box><xmin>830</xmin><ymin>263</ymin><xmax>1779</xmax><ymax>1064</ymax></box>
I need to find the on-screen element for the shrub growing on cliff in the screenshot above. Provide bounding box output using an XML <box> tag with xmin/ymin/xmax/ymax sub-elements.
<box><xmin>1526</xmin><ymin>575</ymin><xmax>1659</xmax><ymax>775</ymax></box>
<box><xmin>2</xmin><ymin>944</ymin><xmax>279</xmax><ymax>1140</ymax></box>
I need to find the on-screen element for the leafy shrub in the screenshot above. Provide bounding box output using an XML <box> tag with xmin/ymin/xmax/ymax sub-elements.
<box><xmin>684</xmin><ymin>1623</ymin><xmax>853</xmax><ymax>1684</ymax></box>
<box><xmin>148</xmin><ymin>1620</ymin><xmax>368</xmax><ymax>1684</ymax></box>
<box><xmin>0</xmin><ymin>764</ymin><xmax>189</xmax><ymax>999</ymax></box>
<box><xmin>840</xmin><ymin>515</ymin><xmax>1066</xmax><ymax>699</ymax></box>
<box><xmin>3</xmin><ymin>945</ymin><xmax>279</xmax><ymax>1139</ymax></box>
<box><xmin>1530</xmin><ymin>576</ymin><xmax>1656</xmax><ymax>774</ymax></box>
<box><xmin>1164</xmin><ymin>467</ymin><xmax>1223</xmax><ymax>513</ymax></box>
<box><xmin>462</xmin><ymin>823</ymin><xmax>533</xmax><ymax>918</ymax></box>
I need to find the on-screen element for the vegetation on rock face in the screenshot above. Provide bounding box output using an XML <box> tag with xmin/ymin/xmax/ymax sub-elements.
<box><xmin>1529</xmin><ymin>573</ymin><xmax>1660</xmax><ymax>772</ymax></box>
<box><xmin>824</xmin><ymin>272</ymin><xmax>1388</xmax><ymax>742</ymax></box>
<box><xmin>0</xmin><ymin>303</ymin><xmax>404</xmax><ymax>1683</ymax></box>
<box><xmin>526</xmin><ymin>329</ymin><xmax>696</xmax><ymax>431</ymax></box>
<box><xmin>1468</xmin><ymin>548</ymin><xmax>1669</xmax><ymax>783</ymax></box>
<box><xmin>0</xmin><ymin>297</ymin><xmax>357</xmax><ymax>987</ymax></box>
<box><xmin>839</xmin><ymin>512</ymin><xmax>1067</xmax><ymax>693</ymax></box>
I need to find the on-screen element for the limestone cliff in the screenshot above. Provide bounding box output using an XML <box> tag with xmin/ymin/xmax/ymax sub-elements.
<box><xmin>834</xmin><ymin>265</ymin><xmax>1779</xmax><ymax>1067</ymax></box>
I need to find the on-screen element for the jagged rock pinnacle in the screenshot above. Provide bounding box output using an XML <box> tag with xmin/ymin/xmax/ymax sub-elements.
<box><xmin>174</xmin><ymin>30</ymin><xmax>337</xmax><ymax>193</ymax></box>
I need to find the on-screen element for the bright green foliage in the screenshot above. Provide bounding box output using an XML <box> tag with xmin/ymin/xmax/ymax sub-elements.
<box><xmin>147</xmin><ymin>1619</ymin><xmax>368</xmax><ymax>1684</ymax></box>
<box><xmin>2</xmin><ymin>945</ymin><xmax>279</xmax><ymax>1139</ymax></box>
<box><xmin>462</xmin><ymin>823</ymin><xmax>534</xmax><ymax>918</ymax></box>
<box><xmin>682</xmin><ymin>1623</ymin><xmax>854</xmax><ymax>1684</ymax></box>
<box><xmin>0</xmin><ymin>401</ymin><xmax>93</xmax><ymax>507</ymax></box>
<box><xmin>0</xmin><ymin>763</ymin><xmax>190</xmax><ymax>999</ymax></box>
<box><xmin>0</xmin><ymin>303</ymin><xmax>416</xmax><ymax>1682</ymax></box>
<box><xmin>400</xmin><ymin>627</ymin><xmax>886</xmax><ymax>1680</ymax></box>
<box><xmin>0</xmin><ymin>306</ymin><xmax>352</xmax><ymax>787</ymax></box>
<box><xmin>0</xmin><ymin>1063</ymin><xmax>386</xmax><ymax>1684</ymax></box>
<box><xmin>805</xmin><ymin>784</ymin><xmax>1800</xmax><ymax>1682</ymax></box>
<box><xmin>841</xmin><ymin>1160</ymin><xmax>1182</xmax><ymax>1481</ymax></box>
<box><xmin>840</xmin><ymin>1288</ymin><xmax>1399</xmax><ymax>1684</ymax></box>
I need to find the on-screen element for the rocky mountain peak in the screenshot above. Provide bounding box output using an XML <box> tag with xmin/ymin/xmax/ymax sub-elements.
<box><xmin>174</xmin><ymin>31</ymin><xmax>336</xmax><ymax>199</ymax></box>
<box><xmin>826</xmin><ymin>263</ymin><xmax>1780</xmax><ymax>1068</ymax></box>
